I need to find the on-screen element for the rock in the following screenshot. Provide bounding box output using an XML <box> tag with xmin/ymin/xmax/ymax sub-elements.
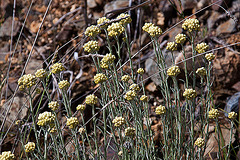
<box><xmin>167</xmin><ymin>27</ymin><xmax>182</xmax><ymax>42</ymax></box>
<box><xmin>87</xmin><ymin>0</ymin><xmax>97</xmax><ymax>9</ymax></box>
<box><xmin>104</xmin><ymin>0</ymin><xmax>129</xmax><ymax>14</ymax></box>
<box><xmin>216</xmin><ymin>19</ymin><xmax>236</xmax><ymax>35</ymax></box>
<box><xmin>207</xmin><ymin>11</ymin><xmax>220</xmax><ymax>30</ymax></box>
<box><xmin>0</xmin><ymin>17</ymin><xmax>21</xmax><ymax>38</ymax></box>
<box><xmin>146</xmin><ymin>82</ymin><xmax>157</xmax><ymax>92</ymax></box>
<box><xmin>25</xmin><ymin>59</ymin><xmax>43</xmax><ymax>74</ymax></box>
<box><xmin>224</xmin><ymin>92</ymin><xmax>240</xmax><ymax>116</ymax></box>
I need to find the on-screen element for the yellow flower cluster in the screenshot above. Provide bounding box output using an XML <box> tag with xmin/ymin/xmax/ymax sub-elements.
<box><xmin>117</xmin><ymin>13</ymin><xmax>132</xmax><ymax>26</ymax></box>
<box><xmin>48</xmin><ymin>101</ymin><xmax>59</xmax><ymax>111</ymax></box>
<box><xmin>37</xmin><ymin>111</ymin><xmax>55</xmax><ymax>127</ymax></box>
<box><xmin>85</xmin><ymin>94</ymin><xmax>98</xmax><ymax>105</ymax></box>
<box><xmin>51</xmin><ymin>63</ymin><xmax>65</xmax><ymax>74</ymax></box>
<box><xmin>0</xmin><ymin>151</ymin><xmax>15</xmax><ymax>160</ymax></box>
<box><xmin>100</xmin><ymin>53</ymin><xmax>116</xmax><ymax>69</ymax></box>
<box><xmin>94</xmin><ymin>73</ymin><xmax>107</xmax><ymax>84</ymax></box>
<box><xmin>208</xmin><ymin>108</ymin><xmax>219</xmax><ymax>119</ymax></box>
<box><xmin>142</xmin><ymin>22</ymin><xmax>162</xmax><ymax>37</ymax></box>
<box><xmin>129</xmin><ymin>84</ymin><xmax>140</xmax><ymax>91</ymax></box>
<box><xmin>76</xmin><ymin>104</ymin><xmax>86</xmax><ymax>112</ymax></box>
<box><xmin>67</xmin><ymin>117</ymin><xmax>79</xmax><ymax>129</ymax></box>
<box><xmin>18</xmin><ymin>74</ymin><xmax>36</xmax><ymax>90</ymax></box>
<box><xmin>124</xmin><ymin>90</ymin><xmax>137</xmax><ymax>101</ymax></box>
<box><xmin>83</xmin><ymin>40</ymin><xmax>100</xmax><ymax>53</ymax></box>
<box><xmin>205</xmin><ymin>53</ymin><xmax>215</xmax><ymax>61</ymax></box>
<box><xmin>167</xmin><ymin>66</ymin><xmax>181</xmax><ymax>76</ymax></box>
<box><xmin>50</xmin><ymin>127</ymin><xmax>57</xmax><ymax>134</ymax></box>
<box><xmin>58</xmin><ymin>80</ymin><xmax>70</xmax><ymax>89</ymax></box>
<box><xmin>155</xmin><ymin>105</ymin><xmax>166</xmax><ymax>115</ymax></box>
<box><xmin>107</xmin><ymin>22</ymin><xmax>124</xmax><ymax>37</ymax></box>
<box><xmin>137</xmin><ymin>68</ymin><xmax>144</xmax><ymax>75</ymax></box>
<box><xmin>24</xmin><ymin>142</ymin><xmax>35</xmax><ymax>153</ymax></box>
<box><xmin>125</xmin><ymin>127</ymin><xmax>135</xmax><ymax>137</ymax></box>
<box><xmin>97</xmin><ymin>17</ymin><xmax>110</xmax><ymax>28</ymax></box>
<box><xmin>140</xmin><ymin>95</ymin><xmax>148</xmax><ymax>102</ymax></box>
<box><xmin>142</xmin><ymin>23</ymin><xmax>154</xmax><ymax>32</ymax></box>
<box><xmin>195</xmin><ymin>43</ymin><xmax>209</xmax><ymax>54</ymax></box>
<box><xmin>78</xmin><ymin>127</ymin><xmax>86</xmax><ymax>134</ymax></box>
<box><xmin>121</xmin><ymin>75</ymin><xmax>130</xmax><ymax>82</ymax></box>
<box><xmin>196</xmin><ymin>67</ymin><xmax>206</xmax><ymax>77</ymax></box>
<box><xmin>228</xmin><ymin>112</ymin><xmax>237</xmax><ymax>119</ymax></box>
<box><xmin>35</xmin><ymin>69</ymin><xmax>47</xmax><ymax>78</ymax></box>
<box><xmin>112</xmin><ymin>116</ymin><xmax>126</xmax><ymax>127</ymax></box>
<box><xmin>194</xmin><ymin>137</ymin><xmax>204</xmax><ymax>148</ymax></box>
<box><xmin>183</xmin><ymin>88</ymin><xmax>197</xmax><ymax>100</ymax></box>
<box><xmin>166</xmin><ymin>42</ymin><xmax>177</xmax><ymax>51</ymax></box>
<box><xmin>182</xmin><ymin>18</ymin><xmax>200</xmax><ymax>32</ymax></box>
<box><xmin>175</xmin><ymin>33</ymin><xmax>186</xmax><ymax>44</ymax></box>
<box><xmin>85</xmin><ymin>25</ymin><xmax>100</xmax><ymax>37</ymax></box>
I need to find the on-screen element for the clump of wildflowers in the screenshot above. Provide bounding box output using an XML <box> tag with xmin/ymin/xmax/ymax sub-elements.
<box><xmin>94</xmin><ymin>73</ymin><xmax>107</xmax><ymax>84</ymax></box>
<box><xmin>51</xmin><ymin>63</ymin><xmax>65</xmax><ymax>74</ymax></box>
<box><xmin>0</xmin><ymin>151</ymin><xmax>15</xmax><ymax>160</ymax></box>
<box><xmin>205</xmin><ymin>53</ymin><xmax>215</xmax><ymax>61</ymax></box>
<box><xmin>167</xmin><ymin>66</ymin><xmax>181</xmax><ymax>76</ymax></box>
<box><xmin>85</xmin><ymin>94</ymin><xmax>98</xmax><ymax>105</ymax></box>
<box><xmin>228</xmin><ymin>112</ymin><xmax>237</xmax><ymax>119</ymax></box>
<box><xmin>155</xmin><ymin>105</ymin><xmax>166</xmax><ymax>115</ymax></box>
<box><xmin>112</xmin><ymin>117</ymin><xmax>126</xmax><ymax>127</ymax></box>
<box><xmin>147</xmin><ymin>25</ymin><xmax>162</xmax><ymax>37</ymax></box>
<box><xmin>196</xmin><ymin>42</ymin><xmax>209</xmax><ymax>54</ymax></box>
<box><xmin>208</xmin><ymin>108</ymin><xmax>219</xmax><ymax>119</ymax></box>
<box><xmin>97</xmin><ymin>17</ymin><xmax>110</xmax><ymax>28</ymax></box>
<box><xmin>85</xmin><ymin>25</ymin><xmax>100</xmax><ymax>37</ymax></box>
<box><xmin>196</xmin><ymin>67</ymin><xmax>206</xmax><ymax>77</ymax></box>
<box><xmin>182</xmin><ymin>18</ymin><xmax>200</xmax><ymax>32</ymax></box>
<box><xmin>175</xmin><ymin>33</ymin><xmax>186</xmax><ymax>44</ymax></box>
<box><xmin>76</xmin><ymin>104</ymin><xmax>86</xmax><ymax>112</ymax></box>
<box><xmin>83</xmin><ymin>40</ymin><xmax>100</xmax><ymax>53</ymax></box>
<box><xmin>125</xmin><ymin>127</ymin><xmax>135</xmax><ymax>137</ymax></box>
<box><xmin>100</xmin><ymin>53</ymin><xmax>116</xmax><ymax>69</ymax></box>
<box><xmin>194</xmin><ymin>137</ymin><xmax>204</xmax><ymax>148</ymax></box>
<box><xmin>18</xmin><ymin>74</ymin><xmax>36</xmax><ymax>90</ymax></box>
<box><xmin>107</xmin><ymin>22</ymin><xmax>124</xmax><ymax>37</ymax></box>
<box><xmin>58</xmin><ymin>80</ymin><xmax>70</xmax><ymax>90</ymax></box>
<box><xmin>48</xmin><ymin>101</ymin><xmax>59</xmax><ymax>111</ymax></box>
<box><xmin>66</xmin><ymin>117</ymin><xmax>79</xmax><ymax>129</ymax></box>
<box><xmin>183</xmin><ymin>88</ymin><xmax>197</xmax><ymax>100</ymax></box>
<box><xmin>124</xmin><ymin>90</ymin><xmax>137</xmax><ymax>101</ymax></box>
<box><xmin>129</xmin><ymin>84</ymin><xmax>140</xmax><ymax>91</ymax></box>
<box><xmin>35</xmin><ymin>69</ymin><xmax>47</xmax><ymax>78</ymax></box>
<box><xmin>78</xmin><ymin>127</ymin><xmax>86</xmax><ymax>134</ymax></box>
<box><xmin>137</xmin><ymin>68</ymin><xmax>145</xmax><ymax>75</ymax></box>
<box><xmin>117</xmin><ymin>13</ymin><xmax>132</xmax><ymax>26</ymax></box>
<box><xmin>37</xmin><ymin>111</ymin><xmax>55</xmax><ymax>127</ymax></box>
<box><xmin>142</xmin><ymin>23</ymin><xmax>154</xmax><ymax>32</ymax></box>
<box><xmin>24</xmin><ymin>142</ymin><xmax>35</xmax><ymax>153</ymax></box>
<box><xmin>140</xmin><ymin>95</ymin><xmax>148</xmax><ymax>102</ymax></box>
<box><xmin>166</xmin><ymin>42</ymin><xmax>177</xmax><ymax>51</ymax></box>
<box><xmin>121</xmin><ymin>75</ymin><xmax>130</xmax><ymax>82</ymax></box>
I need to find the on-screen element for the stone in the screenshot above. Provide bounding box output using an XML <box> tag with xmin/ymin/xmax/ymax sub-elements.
<box><xmin>224</xmin><ymin>92</ymin><xmax>240</xmax><ymax>116</ymax></box>
<box><xmin>216</xmin><ymin>19</ymin><xmax>236</xmax><ymax>36</ymax></box>
<box><xmin>104</xmin><ymin>0</ymin><xmax>129</xmax><ymax>14</ymax></box>
<box><xmin>207</xmin><ymin>11</ymin><xmax>220</xmax><ymax>31</ymax></box>
<box><xmin>0</xmin><ymin>17</ymin><xmax>21</xmax><ymax>38</ymax></box>
<box><xmin>87</xmin><ymin>0</ymin><xmax>97</xmax><ymax>9</ymax></box>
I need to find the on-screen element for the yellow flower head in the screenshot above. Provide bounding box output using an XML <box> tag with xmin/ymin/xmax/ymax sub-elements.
<box><xmin>107</xmin><ymin>22</ymin><xmax>124</xmax><ymax>37</ymax></box>
<box><xmin>85</xmin><ymin>94</ymin><xmax>98</xmax><ymax>105</ymax></box>
<box><xmin>112</xmin><ymin>116</ymin><xmax>126</xmax><ymax>127</ymax></box>
<box><xmin>67</xmin><ymin>117</ymin><xmax>79</xmax><ymax>129</ymax></box>
<box><xmin>121</xmin><ymin>75</ymin><xmax>130</xmax><ymax>82</ymax></box>
<box><xmin>137</xmin><ymin>68</ymin><xmax>145</xmax><ymax>75</ymax></box>
<box><xmin>100</xmin><ymin>62</ymin><xmax>109</xmax><ymax>69</ymax></box>
<box><xmin>208</xmin><ymin>108</ymin><xmax>219</xmax><ymax>119</ymax></box>
<box><xmin>18</xmin><ymin>74</ymin><xmax>36</xmax><ymax>90</ymax></box>
<box><xmin>48</xmin><ymin>101</ymin><xmax>59</xmax><ymax>111</ymax></box>
<box><xmin>35</xmin><ymin>69</ymin><xmax>47</xmax><ymax>78</ymax></box>
<box><xmin>124</xmin><ymin>90</ymin><xmax>137</xmax><ymax>101</ymax></box>
<box><xmin>183</xmin><ymin>88</ymin><xmax>197</xmax><ymax>100</ymax></box>
<box><xmin>142</xmin><ymin>23</ymin><xmax>154</xmax><ymax>32</ymax></box>
<box><xmin>196</xmin><ymin>67</ymin><xmax>206</xmax><ymax>77</ymax></box>
<box><xmin>182</xmin><ymin>18</ymin><xmax>200</xmax><ymax>32</ymax></box>
<box><xmin>228</xmin><ymin>112</ymin><xmax>237</xmax><ymax>120</ymax></box>
<box><xmin>175</xmin><ymin>33</ymin><xmax>186</xmax><ymax>44</ymax></box>
<box><xmin>167</xmin><ymin>66</ymin><xmax>181</xmax><ymax>76</ymax></box>
<box><xmin>50</xmin><ymin>63</ymin><xmax>65</xmax><ymax>74</ymax></box>
<box><xmin>76</xmin><ymin>104</ymin><xmax>86</xmax><ymax>112</ymax></box>
<box><xmin>194</xmin><ymin>137</ymin><xmax>204</xmax><ymax>148</ymax></box>
<box><xmin>25</xmin><ymin>142</ymin><xmax>35</xmax><ymax>153</ymax></box>
<box><xmin>140</xmin><ymin>95</ymin><xmax>148</xmax><ymax>102</ymax></box>
<box><xmin>97</xmin><ymin>17</ymin><xmax>110</xmax><ymax>28</ymax></box>
<box><xmin>166</xmin><ymin>42</ymin><xmax>177</xmax><ymax>51</ymax></box>
<box><xmin>125</xmin><ymin>127</ymin><xmax>135</xmax><ymax>137</ymax></box>
<box><xmin>117</xmin><ymin>13</ymin><xmax>132</xmax><ymax>26</ymax></box>
<box><xmin>155</xmin><ymin>105</ymin><xmax>166</xmax><ymax>115</ymax></box>
<box><xmin>101</xmin><ymin>53</ymin><xmax>116</xmax><ymax>65</ymax></box>
<box><xmin>196</xmin><ymin>42</ymin><xmax>209</xmax><ymax>54</ymax></box>
<box><xmin>147</xmin><ymin>25</ymin><xmax>162</xmax><ymax>37</ymax></box>
<box><xmin>129</xmin><ymin>84</ymin><xmax>140</xmax><ymax>91</ymax></box>
<box><xmin>85</xmin><ymin>25</ymin><xmax>100</xmax><ymax>37</ymax></box>
<box><xmin>58</xmin><ymin>80</ymin><xmax>70</xmax><ymax>90</ymax></box>
<box><xmin>83</xmin><ymin>40</ymin><xmax>100</xmax><ymax>53</ymax></box>
<box><xmin>94</xmin><ymin>73</ymin><xmax>108</xmax><ymax>84</ymax></box>
<box><xmin>37</xmin><ymin>111</ymin><xmax>55</xmax><ymax>127</ymax></box>
<box><xmin>78</xmin><ymin>127</ymin><xmax>86</xmax><ymax>134</ymax></box>
<box><xmin>205</xmin><ymin>53</ymin><xmax>215</xmax><ymax>61</ymax></box>
<box><xmin>0</xmin><ymin>151</ymin><xmax>15</xmax><ymax>160</ymax></box>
